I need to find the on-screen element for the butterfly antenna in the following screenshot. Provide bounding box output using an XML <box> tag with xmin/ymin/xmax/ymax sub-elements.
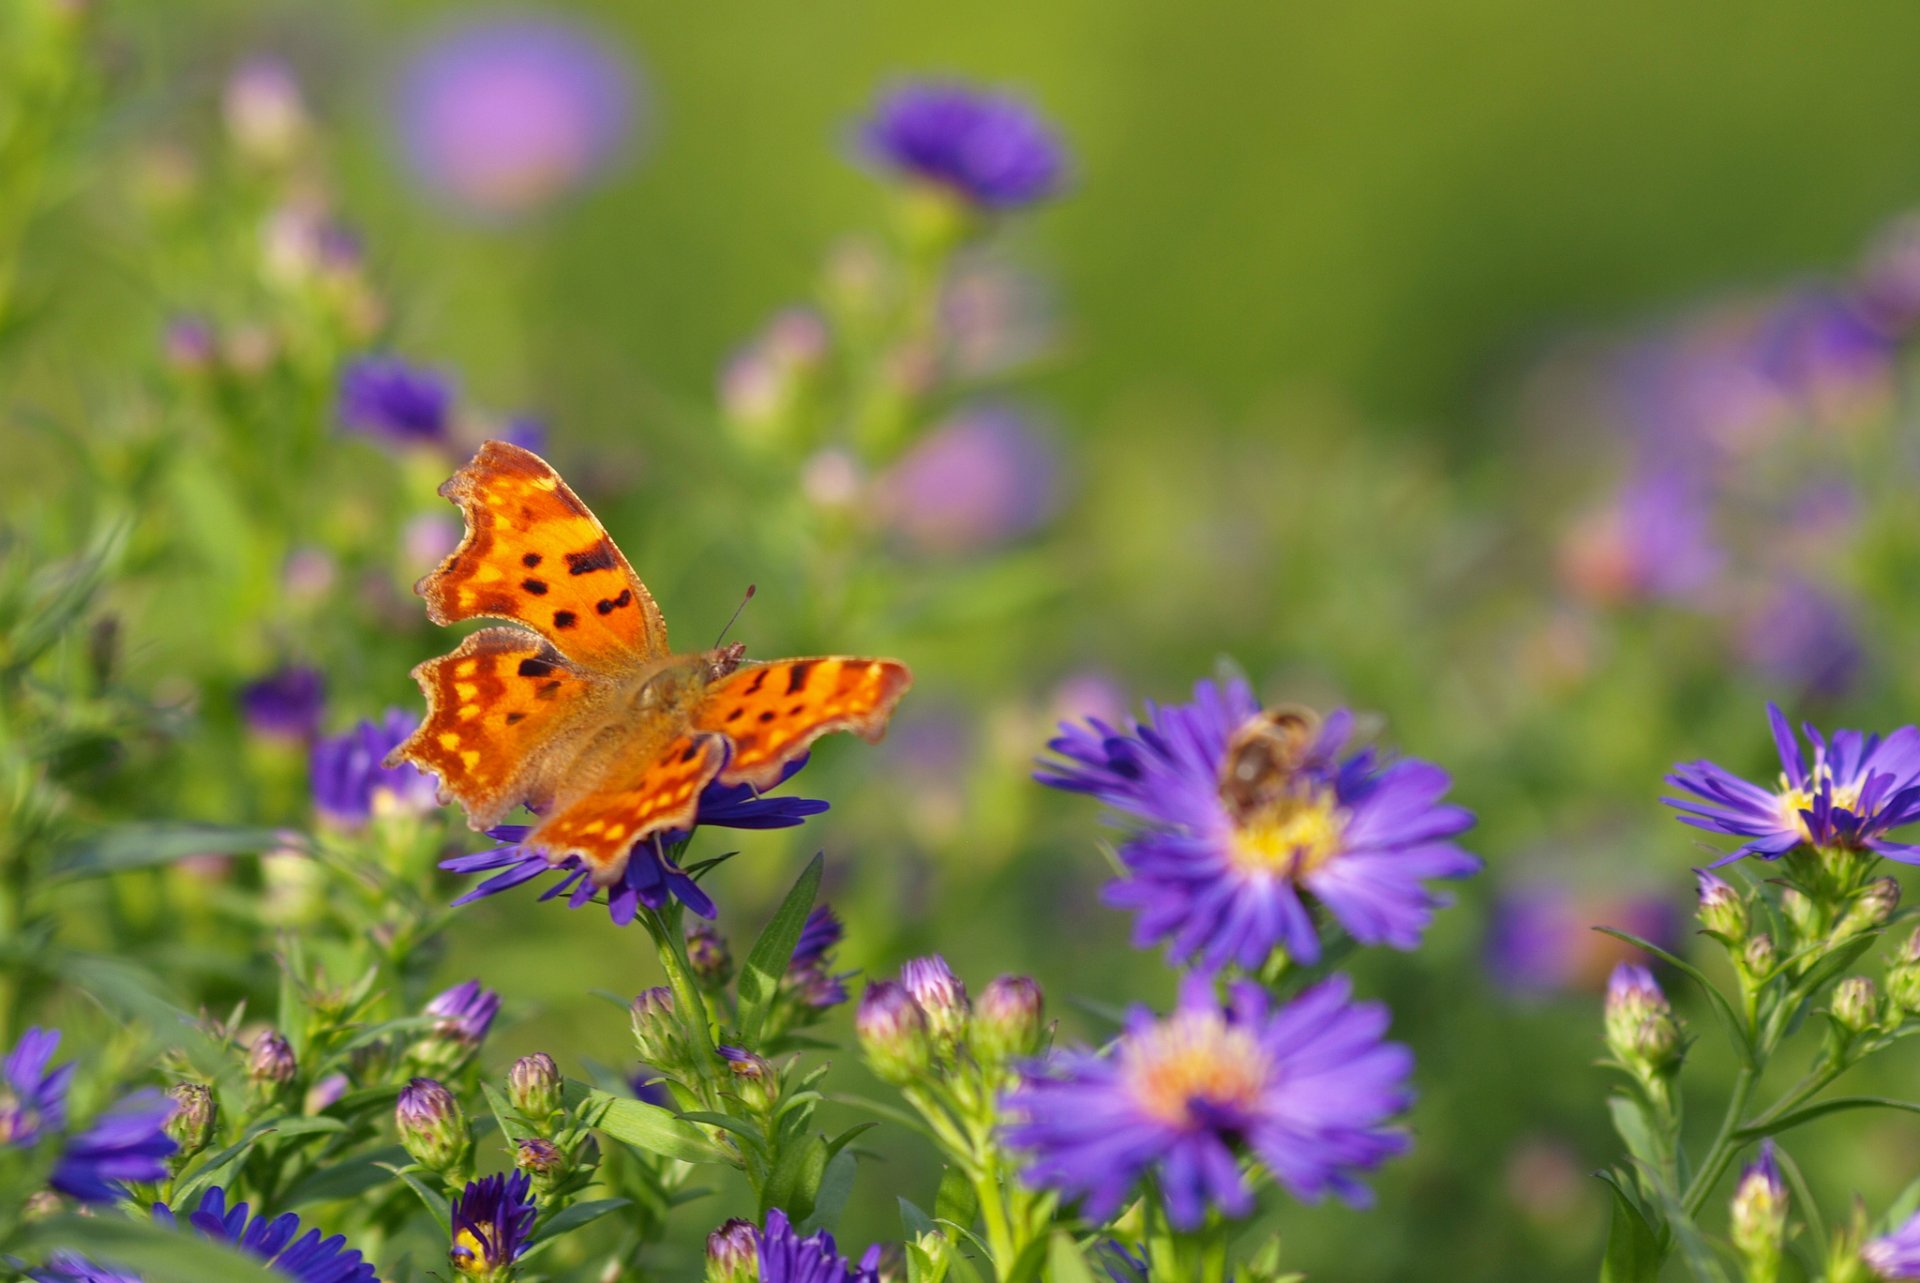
<box><xmin>715</xmin><ymin>584</ymin><xmax>756</xmax><ymax>648</ymax></box>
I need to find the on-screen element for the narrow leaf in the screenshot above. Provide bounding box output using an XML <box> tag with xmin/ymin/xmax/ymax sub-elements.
<box><xmin>737</xmin><ymin>852</ymin><xmax>824</xmax><ymax>1046</ymax></box>
<box><xmin>579</xmin><ymin>1090</ymin><xmax>729</xmax><ymax>1164</ymax></box>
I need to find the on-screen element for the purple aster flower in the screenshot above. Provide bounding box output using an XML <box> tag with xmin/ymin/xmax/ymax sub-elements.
<box><xmin>1869</xmin><ymin>1211</ymin><xmax>1920</xmax><ymax>1279</ymax></box>
<box><xmin>859</xmin><ymin>81</ymin><xmax>1066</xmax><ymax>209</ymax></box>
<box><xmin>1558</xmin><ymin>466</ymin><xmax>1723</xmax><ymax>606</ymax></box>
<box><xmin>753</xmin><ymin>1207</ymin><xmax>882</xmax><ymax>1283</ymax></box>
<box><xmin>449</xmin><ymin>1170</ymin><xmax>537</xmax><ymax>1277</ymax></box>
<box><xmin>311</xmin><ymin>709</ymin><xmax>441</xmax><ymax>828</ymax></box>
<box><xmin>628</xmin><ymin>1066</ymin><xmax>673</xmax><ymax>1108</ymax></box>
<box><xmin>1037</xmin><ymin>677</ymin><xmax>1478</xmax><ymax>969</ymax></box>
<box><xmin>3</xmin><ymin>1028</ymin><xmax>73</xmax><ymax>1147</ymax></box>
<box><xmin>1753</xmin><ymin>288</ymin><xmax>1895</xmax><ymax>423</ymax></box>
<box><xmin>440</xmin><ymin>756</ymin><xmax>826</xmax><ymax>923</ymax></box>
<box><xmin>874</xmin><ymin>405</ymin><xmax>1062</xmax><ymax>556</ymax></box>
<box><xmin>1735</xmin><ymin>580</ymin><xmax>1863</xmax><ymax>701</ymax></box>
<box><xmin>240</xmin><ymin>666</ymin><xmax>326</xmax><ymax>741</ymax></box>
<box><xmin>396</xmin><ymin>17</ymin><xmax>637</xmax><ymax>221</ymax></box>
<box><xmin>338</xmin><ymin>356</ymin><xmax>453</xmax><ymax>447</ymax></box>
<box><xmin>154</xmin><ymin>1185</ymin><xmax>377</xmax><ymax>1283</ymax></box>
<box><xmin>30</xmin><ymin>1254</ymin><xmax>142</xmax><ymax>1283</ymax></box>
<box><xmin>501</xmin><ymin>416</ymin><xmax>546</xmax><ymax>454</ymax></box>
<box><xmin>1483</xmin><ymin>882</ymin><xmax>1681</xmax><ymax>998</ymax></box>
<box><xmin>1003</xmin><ymin>974</ymin><xmax>1412</xmax><ymax>1228</ymax></box>
<box><xmin>424</xmin><ymin>979</ymin><xmax>501</xmax><ymax>1047</ymax></box>
<box><xmin>1665</xmin><ymin>704</ymin><xmax>1920</xmax><ymax>864</ymax></box>
<box><xmin>50</xmin><ymin>1090</ymin><xmax>176</xmax><ymax>1203</ymax></box>
<box><xmin>785</xmin><ymin>905</ymin><xmax>851</xmax><ymax>1008</ymax></box>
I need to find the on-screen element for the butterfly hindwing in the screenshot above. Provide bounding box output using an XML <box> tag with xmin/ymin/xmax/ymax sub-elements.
<box><xmin>387</xmin><ymin>626</ymin><xmax>602</xmax><ymax>829</ymax></box>
<box><xmin>692</xmin><ymin>657</ymin><xmax>913</xmax><ymax>792</ymax></box>
<box><xmin>418</xmin><ymin>440</ymin><xmax>669</xmax><ymax>670</ymax></box>
<box><xmin>529</xmin><ymin>732</ymin><xmax>729</xmax><ymax>884</ymax></box>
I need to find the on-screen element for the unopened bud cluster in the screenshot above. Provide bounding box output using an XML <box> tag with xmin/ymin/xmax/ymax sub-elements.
<box><xmin>397</xmin><ymin>1077</ymin><xmax>472</xmax><ymax>1180</ymax></box>
<box><xmin>1730</xmin><ymin>1141</ymin><xmax>1788</xmax><ymax>1283</ymax></box>
<box><xmin>856</xmin><ymin>956</ymin><xmax>1045</xmax><ymax>1085</ymax></box>
<box><xmin>1604</xmin><ymin>964</ymin><xmax>1683</xmax><ymax>1079</ymax></box>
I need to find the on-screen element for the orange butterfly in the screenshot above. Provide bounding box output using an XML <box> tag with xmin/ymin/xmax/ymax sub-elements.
<box><xmin>387</xmin><ymin>440</ymin><xmax>912</xmax><ymax>888</ymax></box>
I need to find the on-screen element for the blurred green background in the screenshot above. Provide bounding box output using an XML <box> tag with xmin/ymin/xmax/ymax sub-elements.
<box><xmin>14</xmin><ymin>2</ymin><xmax>1920</xmax><ymax>1279</ymax></box>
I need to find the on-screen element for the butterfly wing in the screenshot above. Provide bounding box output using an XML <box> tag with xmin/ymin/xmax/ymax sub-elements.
<box><xmin>529</xmin><ymin>731</ymin><xmax>729</xmax><ymax>885</ymax></box>
<box><xmin>418</xmin><ymin>440</ymin><xmax>669</xmax><ymax>671</ymax></box>
<box><xmin>387</xmin><ymin>627</ymin><xmax>605</xmax><ymax>829</ymax></box>
<box><xmin>692</xmin><ymin>657</ymin><xmax>913</xmax><ymax>792</ymax></box>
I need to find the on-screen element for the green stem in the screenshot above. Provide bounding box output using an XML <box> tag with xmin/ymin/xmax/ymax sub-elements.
<box><xmin>1682</xmin><ymin>1063</ymin><xmax>1757</xmax><ymax>1217</ymax></box>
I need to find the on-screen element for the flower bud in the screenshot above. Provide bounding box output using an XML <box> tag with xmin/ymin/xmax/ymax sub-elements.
<box><xmin>396</xmin><ymin>1077</ymin><xmax>472</xmax><ymax>1177</ymax></box>
<box><xmin>410</xmin><ymin>980</ymin><xmax>500</xmax><ymax>1075</ymax></box>
<box><xmin>687</xmin><ymin>923</ymin><xmax>734</xmax><ymax>989</ymax></box>
<box><xmin>1695</xmin><ymin>869</ymin><xmax>1746</xmax><ymax>941</ymax></box>
<box><xmin>706</xmin><ymin>1217</ymin><xmax>760</xmax><ymax>1283</ymax></box>
<box><xmin>223</xmin><ymin>57</ymin><xmax>308</xmax><ymax>164</ymax></box>
<box><xmin>857</xmin><ymin>981</ymin><xmax>932</xmax><ymax>1084</ymax></box>
<box><xmin>305</xmin><ymin>1073</ymin><xmax>349</xmax><ymax>1115</ymax></box>
<box><xmin>246</xmin><ymin>1031</ymin><xmax>297</xmax><ymax>1101</ymax></box>
<box><xmin>972</xmin><ymin>975</ymin><xmax>1045</xmax><ymax>1064</ymax></box>
<box><xmin>900</xmin><ymin>956</ymin><xmax>970</xmax><ymax>1046</ymax></box>
<box><xmin>508</xmin><ymin>1052</ymin><xmax>564</xmax><ymax>1124</ymax></box>
<box><xmin>1838</xmin><ymin>877</ymin><xmax>1901</xmax><ymax>939</ymax></box>
<box><xmin>1742</xmin><ymin>933</ymin><xmax>1778</xmax><ymax>980</ymax></box>
<box><xmin>165</xmin><ymin>1083</ymin><xmax>216</xmax><ymax>1162</ymax></box>
<box><xmin>1888</xmin><ymin>927</ymin><xmax>1920</xmax><ymax>1016</ymax></box>
<box><xmin>630</xmin><ymin>987</ymin><xmax>689</xmax><ymax>1072</ymax></box>
<box><xmin>515</xmin><ymin>1137</ymin><xmax>567</xmax><ymax>1192</ymax></box>
<box><xmin>1731</xmin><ymin>1140</ymin><xmax>1787</xmax><ymax>1283</ymax></box>
<box><xmin>1833</xmin><ymin>976</ymin><xmax>1882</xmax><ymax>1035</ymax></box>
<box><xmin>718</xmin><ymin>1046</ymin><xmax>778</xmax><ymax>1115</ymax></box>
<box><xmin>1604</xmin><ymin>964</ymin><xmax>1682</xmax><ymax>1075</ymax></box>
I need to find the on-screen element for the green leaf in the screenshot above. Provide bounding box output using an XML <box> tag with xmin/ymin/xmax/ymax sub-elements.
<box><xmin>1599</xmin><ymin>1177</ymin><xmax>1663</xmax><ymax>1283</ymax></box>
<box><xmin>278</xmin><ymin>1145</ymin><xmax>408</xmax><ymax>1206</ymax></box>
<box><xmin>1046</xmin><ymin>1233</ymin><xmax>1099</xmax><ymax>1283</ymax></box>
<box><xmin>482</xmin><ymin>1081</ymin><xmax>532</xmax><ymax>1147</ymax></box>
<box><xmin>1594</xmin><ymin>927</ymin><xmax>1752</xmax><ymax>1064</ymax></box>
<box><xmin>1737</xmin><ymin>1095</ymin><xmax>1920</xmax><ymax>1139</ymax></box>
<box><xmin>378</xmin><ymin>1162</ymin><xmax>452</xmax><ymax>1234</ymax></box>
<box><xmin>1606</xmin><ymin>1096</ymin><xmax>1665</xmax><ymax>1189</ymax></box>
<box><xmin>799</xmin><ymin>1147</ymin><xmax>859</xmax><ymax>1235</ymax></box>
<box><xmin>762</xmin><ymin>1133</ymin><xmax>830</xmax><ymax>1221</ymax></box>
<box><xmin>899</xmin><ymin>1197</ymin><xmax>937</xmax><ymax>1238</ymax></box>
<box><xmin>1002</xmin><ymin>1233</ymin><xmax>1053</xmax><ymax>1283</ymax></box>
<box><xmin>737</xmin><ymin>852</ymin><xmax>824</xmax><ymax>1046</ymax></box>
<box><xmin>934</xmin><ymin>1164</ymin><xmax>979</xmax><ymax>1230</ymax></box>
<box><xmin>48</xmin><ymin>823</ymin><xmax>306</xmax><ymax>882</ymax></box>
<box><xmin>538</xmin><ymin>1197</ymin><xmax>633</xmax><ymax>1240</ymax></box>
<box><xmin>579</xmin><ymin>1089</ymin><xmax>730</xmax><ymax>1164</ymax></box>
<box><xmin>17</xmin><ymin>1215</ymin><xmax>283</xmax><ymax>1283</ymax></box>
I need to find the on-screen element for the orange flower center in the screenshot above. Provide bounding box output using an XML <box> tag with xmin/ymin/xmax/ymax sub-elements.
<box><xmin>1119</xmin><ymin>1009</ymin><xmax>1271</xmax><ymax>1129</ymax></box>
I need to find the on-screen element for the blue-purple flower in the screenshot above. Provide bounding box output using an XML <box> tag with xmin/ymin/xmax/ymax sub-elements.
<box><xmin>424</xmin><ymin>980</ymin><xmax>500</xmax><ymax>1047</ymax></box>
<box><xmin>1736</xmin><ymin>580</ymin><xmax>1863</xmax><ymax>701</ymax></box>
<box><xmin>785</xmin><ymin>905</ymin><xmax>851</xmax><ymax>1008</ymax></box>
<box><xmin>1038</xmin><ymin>678</ymin><xmax>1478</xmax><ymax>968</ymax></box>
<box><xmin>4</xmin><ymin>1028</ymin><xmax>175</xmax><ymax>1204</ymax></box>
<box><xmin>311</xmin><ymin>709</ymin><xmax>441</xmax><ymax>828</ymax></box>
<box><xmin>338</xmin><ymin>356</ymin><xmax>454</xmax><ymax>447</ymax></box>
<box><xmin>240</xmin><ymin>666</ymin><xmax>326</xmax><ymax>741</ymax></box>
<box><xmin>1558</xmin><ymin>466</ymin><xmax>1723</xmax><ymax>606</ymax></box>
<box><xmin>1869</xmin><ymin>1210</ymin><xmax>1920</xmax><ymax>1279</ymax></box>
<box><xmin>396</xmin><ymin>16</ymin><xmax>637</xmax><ymax>221</ymax></box>
<box><xmin>441</xmin><ymin>757</ymin><xmax>826</xmax><ymax>922</ymax></box>
<box><xmin>1002</xmin><ymin>975</ymin><xmax>1411</xmax><ymax>1228</ymax></box>
<box><xmin>153</xmin><ymin>1185</ymin><xmax>378</xmax><ymax>1283</ymax></box>
<box><xmin>448</xmin><ymin>1170</ymin><xmax>537</xmax><ymax>1279</ymax></box>
<box><xmin>30</xmin><ymin>1254</ymin><xmax>142</xmax><ymax>1283</ymax></box>
<box><xmin>859</xmin><ymin>81</ymin><xmax>1065</xmax><ymax>209</ymax></box>
<box><xmin>752</xmin><ymin>1207</ymin><xmax>881</xmax><ymax>1283</ymax></box>
<box><xmin>874</xmin><ymin>405</ymin><xmax>1062</xmax><ymax>556</ymax></box>
<box><xmin>1665</xmin><ymin>704</ymin><xmax>1920</xmax><ymax>864</ymax></box>
<box><xmin>1483</xmin><ymin>882</ymin><xmax>1680</xmax><ymax>998</ymax></box>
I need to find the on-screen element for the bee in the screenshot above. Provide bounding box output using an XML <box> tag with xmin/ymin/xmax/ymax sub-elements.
<box><xmin>1218</xmin><ymin>703</ymin><xmax>1324</xmax><ymax>822</ymax></box>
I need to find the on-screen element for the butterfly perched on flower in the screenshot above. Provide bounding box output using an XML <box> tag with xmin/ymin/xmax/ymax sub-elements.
<box><xmin>388</xmin><ymin>441</ymin><xmax>912</xmax><ymax>887</ymax></box>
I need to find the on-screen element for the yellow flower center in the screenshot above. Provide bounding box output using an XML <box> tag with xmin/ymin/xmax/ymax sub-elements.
<box><xmin>451</xmin><ymin>1227</ymin><xmax>494</xmax><ymax>1275</ymax></box>
<box><xmin>1228</xmin><ymin>787</ymin><xmax>1347</xmax><ymax>878</ymax></box>
<box><xmin>1119</xmin><ymin>1010</ymin><xmax>1271</xmax><ymax>1129</ymax></box>
<box><xmin>1777</xmin><ymin>765</ymin><xmax>1864</xmax><ymax>843</ymax></box>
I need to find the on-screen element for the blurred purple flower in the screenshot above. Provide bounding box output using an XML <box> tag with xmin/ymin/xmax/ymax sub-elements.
<box><xmin>338</xmin><ymin>355</ymin><xmax>453</xmax><ymax>447</ymax></box>
<box><xmin>311</xmin><ymin>709</ymin><xmax>441</xmax><ymax>828</ymax></box>
<box><xmin>874</xmin><ymin>405</ymin><xmax>1061</xmax><ymax>555</ymax></box>
<box><xmin>860</xmin><ymin>81</ymin><xmax>1065</xmax><ymax>209</ymax></box>
<box><xmin>163</xmin><ymin>315</ymin><xmax>218</xmax><ymax>375</ymax></box>
<box><xmin>424</xmin><ymin>979</ymin><xmax>501</xmax><ymax>1048</ymax></box>
<box><xmin>1483</xmin><ymin>882</ymin><xmax>1681</xmax><ymax>997</ymax></box>
<box><xmin>51</xmin><ymin>1091</ymin><xmax>176</xmax><ymax>1204</ymax></box>
<box><xmin>240</xmin><ymin>666</ymin><xmax>325</xmax><ymax>742</ymax></box>
<box><xmin>1753</xmin><ymin>288</ymin><xmax>1895</xmax><ymax>424</ymax></box>
<box><xmin>396</xmin><ymin>16</ymin><xmax>637</xmax><ymax>220</ymax></box>
<box><xmin>1736</xmin><ymin>580</ymin><xmax>1864</xmax><ymax>701</ymax></box>
<box><xmin>223</xmin><ymin>57</ymin><xmax>308</xmax><ymax>162</ymax></box>
<box><xmin>3</xmin><ymin>1028</ymin><xmax>73</xmax><ymax>1148</ymax></box>
<box><xmin>1860</xmin><ymin>209</ymin><xmax>1920</xmax><ymax>338</ymax></box>
<box><xmin>1558</xmin><ymin>466</ymin><xmax>1722</xmax><ymax>606</ymax></box>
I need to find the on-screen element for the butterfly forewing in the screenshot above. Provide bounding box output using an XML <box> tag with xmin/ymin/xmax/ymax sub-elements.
<box><xmin>692</xmin><ymin>657</ymin><xmax>914</xmax><ymax>792</ymax></box>
<box><xmin>419</xmin><ymin>441</ymin><xmax>670</xmax><ymax>671</ymax></box>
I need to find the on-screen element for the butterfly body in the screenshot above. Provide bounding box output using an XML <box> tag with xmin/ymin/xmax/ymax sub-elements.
<box><xmin>389</xmin><ymin>441</ymin><xmax>911</xmax><ymax>886</ymax></box>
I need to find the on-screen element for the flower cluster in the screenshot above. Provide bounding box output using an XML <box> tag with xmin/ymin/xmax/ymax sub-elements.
<box><xmin>1038</xmin><ymin>678</ymin><xmax>1479</xmax><ymax>969</ymax></box>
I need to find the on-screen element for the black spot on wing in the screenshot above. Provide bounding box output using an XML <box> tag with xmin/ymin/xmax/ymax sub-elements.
<box><xmin>785</xmin><ymin>662</ymin><xmax>815</xmax><ymax>695</ymax></box>
<box><xmin>505</xmin><ymin>711</ymin><xmax>527</xmax><ymax>725</ymax></box>
<box><xmin>596</xmin><ymin>588</ymin><xmax>633</xmax><ymax>615</ymax></box>
<box><xmin>565</xmin><ymin>544</ymin><xmax>617</xmax><ymax>576</ymax></box>
<box><xmin>522</xmin><ymin>552</ymin><xmax>543</xmax><ymax>568</ymax></box>
<box><xmin>517</xmin><ymin>657</ymin><xmax>557</xmax><ymax>678</ymax></box>
<box><xmin>553</xmin><ymin>610</ymin><xmax>577</xmax><ymax>629</ymax></box>
<box><xmin>522</xmin><ymin>578</ymin><xmax>549</xmax><ymax>595</ymax></box>
<box><xmin>745</xmin><ymin>669</ymin><xmax>768</xmax><ymax>695</ymax></box>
